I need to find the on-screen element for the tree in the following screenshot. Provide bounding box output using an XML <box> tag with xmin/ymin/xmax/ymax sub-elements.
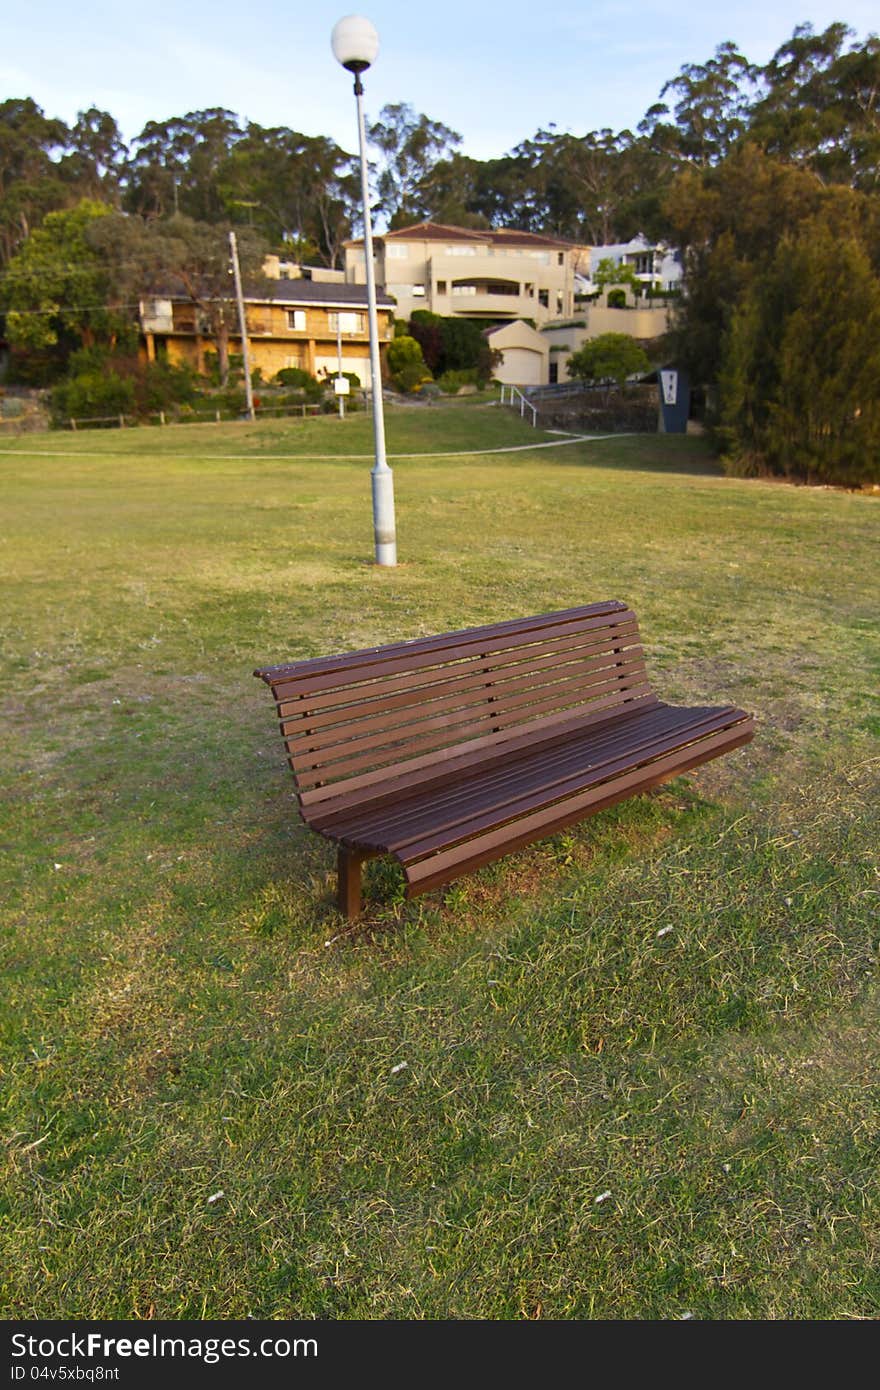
<box><xmin>410</xmin><ymin>153</ymin><xmax>491</xmax><ymax>228</ymax></box>
<box><xmin>593</xmin><ymin>258</ymin><xmax>640</xmax><ymax>290</ymax></box>
<box><xmin>718</xmin><ymin>218</ymin><xmax>880</xmax><ymax>485</ymax></box>
<box><xmin>566</xmin><ymin>334</ymin><xmax>650</xmax><ymax>403</ymax></box>
<box><xmin>661</xmin><ymin>144</ymin><xmax>880</xmax><ymax>385</ymax></box>
<box><xmin>124</xmin><ymin>109</ymin><xmax>244</xmax><ymax>221</ymax></box>
<box><xmin>641</xmin><ymin>41</ymin><xmax>757</xmax><ymax>167</ymax></box>
<box><xmin>217</xmin><ymin>126</ymin><xmax>358</xmax><ymax>266</ymax></box>
<box><xmin>0</xmin><ymin>98</ymin><xmax>71</xmax><ymax>266</ymax></box>
<box><xmin>368</xmin><ymin>104</ymin><xmax>461</xmax><ymax>227</ymax></box>
<box><xmin>147</xmin><ymin>217</ymin><xmax>268</xmax><ymax>385</ymax></box>
<box><xmin>0</xmin><ymin>200</ymin><xmax>130</xmax><ymax>353</ymax></box>
<box><xmin>62</xmin><ymin>108</ymin><xmax>127</xmax><ymax>205</ymax></box>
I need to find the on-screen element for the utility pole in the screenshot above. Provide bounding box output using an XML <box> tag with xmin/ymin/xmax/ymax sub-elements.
<box><xmin>336</xmin><ymin>317</ymin><xmax>345</xmax><ymax>420</ymax></box>
<box><xmin>229</xmin><ymin>230</ymin><xmax>255</xmax><ymax>423</ymax></box>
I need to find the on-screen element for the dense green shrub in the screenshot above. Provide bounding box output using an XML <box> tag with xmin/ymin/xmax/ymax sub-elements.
<box><xmin>51</xmin><ymin>369</ymin><xmax>135</xmax><ymax>424</ymax></box>
<box><xmin>387</xmin><ymin>335</ymin><xmax>431</xmax><ymax>392</ymax></box>
<box><xmin>273</xmin><ymin>366</ymin><xmax>324</xmax><ymax>402</ymax></box>
<box><xmin>566</xmin><ymin>334</ymin><xmax>650</xmax><ymax>391</ymax></box>
<box><xmin>437</xmin><ymin>368</ymin><xmax>479</xmax><ymax>393</ymax></box>
<box><xmin>607</xmin><ymin>288</ymin><xmax>627</xmax><ymax>309</ymax></box>
<box><xmin>49</xmin><ymin>348</ymin><xmax>199</xmax><ymax>424</ymax></box>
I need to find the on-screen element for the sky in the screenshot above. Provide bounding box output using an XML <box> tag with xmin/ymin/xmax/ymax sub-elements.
<box><xmin>2</xmin><ymin>1</ymin><xmax>877</xmax><ymax>161</ymax></box>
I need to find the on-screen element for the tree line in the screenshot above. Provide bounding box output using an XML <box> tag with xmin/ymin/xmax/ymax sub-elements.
<box><xmin>1</xmin><ymin>20</ymin><xmax>879</xmax><ymax>481</ymax></box>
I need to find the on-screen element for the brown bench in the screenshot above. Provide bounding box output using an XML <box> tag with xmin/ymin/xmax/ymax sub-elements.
<box><xmin>254</xmin><ymin>601</ymin><xmax>754</xmax><ymax>917</ymax></box>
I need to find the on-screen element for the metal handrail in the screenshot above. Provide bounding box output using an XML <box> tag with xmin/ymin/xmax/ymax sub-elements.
<box><xmin>499</xmin><ymin>383</ymin><xmax>538</xmax><ymax>426</ymax></box>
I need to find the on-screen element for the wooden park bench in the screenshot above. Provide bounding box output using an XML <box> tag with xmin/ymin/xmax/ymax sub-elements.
<box><xmin>254</xmin><ymin>601</ymin><xmax>754</xmax><ymax>917</ymax></box>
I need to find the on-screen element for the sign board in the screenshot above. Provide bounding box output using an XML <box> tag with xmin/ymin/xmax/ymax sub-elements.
<box><xmin>334</xmin><ymin>376</ymin><xmax>350</xmax><ymax>396</ymax></box>
<box><xmin>660</xmin><ymin>369</ymin><xmax>678</xmax><ymax>406</ymax></box>
<box><xmin>657</xmin><ymin>366</ymin><xmax>690</xmax><ymax>433</ymax></box>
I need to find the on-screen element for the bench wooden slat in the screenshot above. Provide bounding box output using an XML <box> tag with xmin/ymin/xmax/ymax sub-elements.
<box><xmin>264</xmin><ymin>607</ymin><xmax>636</xmax><ymax>702</ymax></box>
<box><xmin>291</xmin><ymin>675</ymin><xmax>656</xmax><ymax>795</ymax></box>
<box><xmin>254</xmin><ymin>602</ymin><xmax>754</xmax><ymax>915</ymax></box>
<box><xmin>306</xmin><ymin>697</ymin><xmax>660</xmax><ymax>829</ymax></box>
<box><xmin>391</xmin><ymin>708</ymin><xmax>748</xmax><ymax>863</ymax></box>
<box><xmin>278</xmin><ymin>622</ymin><xmax>642</xmax><ymax>728</ymax></box>
<box><xmin>404</xmin><ymin>723</ymin><xmax>755</xmax><ymax>895</ymax></box>
<box><xmin>287</xmin><ymin>656</ymin><xmax>648</xmax><ymax>767</ymax></box>
<box><xmin>331</xmin><ymin>703</ymin><xmax>731</xmax><ymax>849</ymax></box>
<box><xmin>256</xmin><ymin>599</ymin><xmax>629</xmax><ymax>688</ymax></box>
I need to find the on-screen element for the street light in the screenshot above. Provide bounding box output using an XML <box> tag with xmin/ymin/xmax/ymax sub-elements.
<box><xmin>331</xmin><ymin>14</ymin><xmax>397</xmax><ymax>567</ymax></box>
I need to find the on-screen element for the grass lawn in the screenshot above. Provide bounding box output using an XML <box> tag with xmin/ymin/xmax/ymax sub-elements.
<box><xmin>1</xmin><ymin>403</ymin><xmax>878</xmax><ymax>1319</ymax></box>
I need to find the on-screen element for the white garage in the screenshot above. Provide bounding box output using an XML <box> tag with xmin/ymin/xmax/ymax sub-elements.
<box><xmin>486</xmin><ymin>321</ymin><xmax>550</xmax><ymax>387</ymax></box>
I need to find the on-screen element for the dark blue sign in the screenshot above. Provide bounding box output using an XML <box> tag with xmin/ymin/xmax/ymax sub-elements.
<box><xmin>658</xmin><ymin>367</ymin><xmax>690</xmax><ymax>433</ymax></box>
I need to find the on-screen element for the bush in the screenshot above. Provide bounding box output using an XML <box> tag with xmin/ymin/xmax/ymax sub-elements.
<box><xmin>139</xmin><ymin>359</ymin><xmax>199</xmax><ymax>413</ymax></box>
<box><xmin>274</xmin><ymin>366</ymin><xmax>315</xmax><ymax>389</ymax></box>
<box><xmin>51</xmin><ymin>369</ymin><xmax>135</xmax><ymax>425</ymax></box>
<box><xmin>387</xmin><ymin>335</ymin><xmax>431</xmax><ymax>392</ymax></box>
<box><xmin>567</xmin><ymin>334</ymin><xmax>650</xmax><ymax>387</ymax></box>
<box><xmin>437</xmin><ymin>368</ymin><xmax>479</xmax><ymax>393</ymax></box>
<box><xmin>607</xmin><ymin>288</ymin><xmax>627</xmax><ymax>309</ymax></box>
<box><xmin>393</xmin><ymin>362</ymin><xmax>433</xmax><ymax>394</ymax></box>
<box><xmin>273</xmin><ymin>367</ymin><xmax>324</xmax><ymax>402</ymax></box>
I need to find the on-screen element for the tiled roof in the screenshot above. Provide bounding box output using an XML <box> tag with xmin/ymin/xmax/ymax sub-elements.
<box><xmin>245</xmin><ymin>279</ymin><xmax>394</xmax><ymax>308</ymax></box>
<box><xmin>149</xmin><ymin>277</ymin><xmax>393</xmax><ymax>309</ymax></box>
<box><xmin>346</xmin><ymin>220</ymin><xmax>573</xmax><ymax>250</ymax></box>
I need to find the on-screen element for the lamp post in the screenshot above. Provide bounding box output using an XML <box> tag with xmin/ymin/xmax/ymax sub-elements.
<box><xmin>331</xmin><ymin>14</ymin><xmax>397</xmax><ymax>567</ymax></box>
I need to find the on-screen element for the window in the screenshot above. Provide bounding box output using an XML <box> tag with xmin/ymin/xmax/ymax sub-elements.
<box><xmin>287</xmin><ymin>309</ymin><xmax>306</xmax><ymax>330</ymax></box>
<box><xmin>557</xmin><ymin>252</ymin><xmax>564</xmax><ymax>266</ymax></box>
<box><xmin>328</xmin><ymin>311</ymin><xmax>365</xmax><ymax>333</ymax></box>
<box><xmin>549</xmin><ymin>362</ymin><xmax>558</xmax><ymax>384</ymax></box>
<box><xmin>556</xmin><ymin>291</ymin><xmax>563</xmax><ymax>314</ymax></box>
<box><xmin>538</xmin><ymin>289</ymin><xmax>549</xmax><ymax>308</ymax></box>
<box><xmin>284</xmin><ymin>354</ymin><xmax>304</xmax><ymax>369</ymax></box>
<box><xmin>412</xmin><ymin>284</ymin><xmax>425</xmax><ymax>297</ymax></box>
<box><xmin>436</xmin><ymin>280</ymin><xmax>447</xmax><ymax>294</ymax></box>
<box><xmin>386</xmin><ymin>244</ymin><xmax>409</xmax><ymax>259</ymax></box>
<box><xmin>451</xmin><ymin>283</ymin><xmax>477</xmax><ymax>296</ymax></box>
<box><xmin>525</xmin><ymin>282</ymin><xmax>534</xmax><ymax>297</ymax></box>
<box><xmin>446</xmin><ymin>244</ymin><xmax>477</xmax><ymax>255</ymax></box>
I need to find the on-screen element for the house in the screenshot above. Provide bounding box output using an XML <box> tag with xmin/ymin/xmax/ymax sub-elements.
<box><xmin>344</xmin><ymin>221</ymin><xmax>577</xmax><ymax>325</ymax></box>
<box><xmin>139</xmin><ymin>280</ymin><xmax>395</xmax><ymax>386</ymax></box>
<box><xmin>484</xmin><ymin>320</ymin><xmax>549</xmax><ymax>387</ymax></box>
<box><xmin>542</xmin><ymin>293</ymin><xmax>673</xmax><ymax>384</ymax></box>
<box><xmin>262</xmin><ymin>255</ymin><xmax>345</xmax><ymax>285</ymax></box>
<box><xmin>577</xmin><ymin>234</ymin><xmax>682</xmax><ymax>296</ymax></box>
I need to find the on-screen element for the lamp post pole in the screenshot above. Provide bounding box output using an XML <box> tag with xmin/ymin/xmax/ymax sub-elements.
<box><xmin>332</xmin><ymin>15</ymin><xmax>397</xmax><ymax>567</ymax></box>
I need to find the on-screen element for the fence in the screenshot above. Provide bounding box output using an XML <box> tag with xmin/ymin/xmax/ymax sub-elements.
<box><xmin>57</xmin><ymin>402</ymin><xmax>330</xmax><ymax>431</ymax></box>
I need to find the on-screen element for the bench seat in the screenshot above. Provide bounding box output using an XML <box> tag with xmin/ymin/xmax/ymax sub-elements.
<box><xmin>255</xmin><ymin>601</ymin><xmax>754</xmax><ymax>916</ymax></box>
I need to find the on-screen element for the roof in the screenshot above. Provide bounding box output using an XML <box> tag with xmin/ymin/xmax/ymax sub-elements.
<box><xmin>244</xmin><ymin>279</ymin><xmax>395</xmax><ymax>309</ymax></box>
<box><xmin>347</xmin><ymin>220</ymin><xmax>574</xmax><ymax>251</ymax></box>
<box><xmin>146</xmin><ymin>277</ymin><xmax>394</xmax><ymax>310</ymax></box>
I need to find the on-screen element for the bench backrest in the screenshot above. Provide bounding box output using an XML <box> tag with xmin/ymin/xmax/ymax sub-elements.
<box><xmin>255</xmin><ymin>600</ymin><xmax>656</xmax><ymax>817</ymax></box>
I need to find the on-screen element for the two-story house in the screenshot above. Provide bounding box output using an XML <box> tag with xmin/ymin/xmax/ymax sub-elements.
<box><xmin>344</xmin><ymin>221</ymin><xmax>576</xmax><ymax>325</ymax></box>
<box><xmin>139</xmin><ymin>280</ymin><xmax>394</xmax><ymax>385</ymax></box>
<box><xmin>578</xmin><ymin>235</ymin><xmax>682</xmax><ymax>295</ymax></box>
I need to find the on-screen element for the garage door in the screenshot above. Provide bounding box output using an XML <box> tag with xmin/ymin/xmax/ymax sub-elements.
<box><xmin>314</xmin><ymin>355</ymin><xmax>368</xmax><ymax>386</ymax></box>
<box><xmin>498</xmin><ymin>347</ymin><xmax>545</xmax><ymax>386</ymax></box>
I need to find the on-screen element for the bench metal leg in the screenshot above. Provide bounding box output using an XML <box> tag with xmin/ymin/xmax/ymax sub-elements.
<box><xmin>337</xmin><ymin>847</ymin><xmax>365</xmax><ymax>918</ymax></box>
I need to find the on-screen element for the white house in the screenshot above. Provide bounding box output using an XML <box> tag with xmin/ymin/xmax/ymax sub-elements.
<box><xmin>576</xmin><ymin>235</ymin><xmax>682</xmax><ymax>295</ymax></box>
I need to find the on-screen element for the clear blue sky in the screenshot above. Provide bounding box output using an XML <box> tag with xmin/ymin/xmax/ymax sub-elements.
<box><xmin>3</xmin><ymin>2</ymin><xmax>877</xmax><ymax>159</ymax></box>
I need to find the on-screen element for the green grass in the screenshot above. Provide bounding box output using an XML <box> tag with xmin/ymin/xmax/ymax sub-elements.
<box><xmin>1</xmin><ymin>404</ymin><xmax>878</xmax><ymax>1319</ymax></box>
